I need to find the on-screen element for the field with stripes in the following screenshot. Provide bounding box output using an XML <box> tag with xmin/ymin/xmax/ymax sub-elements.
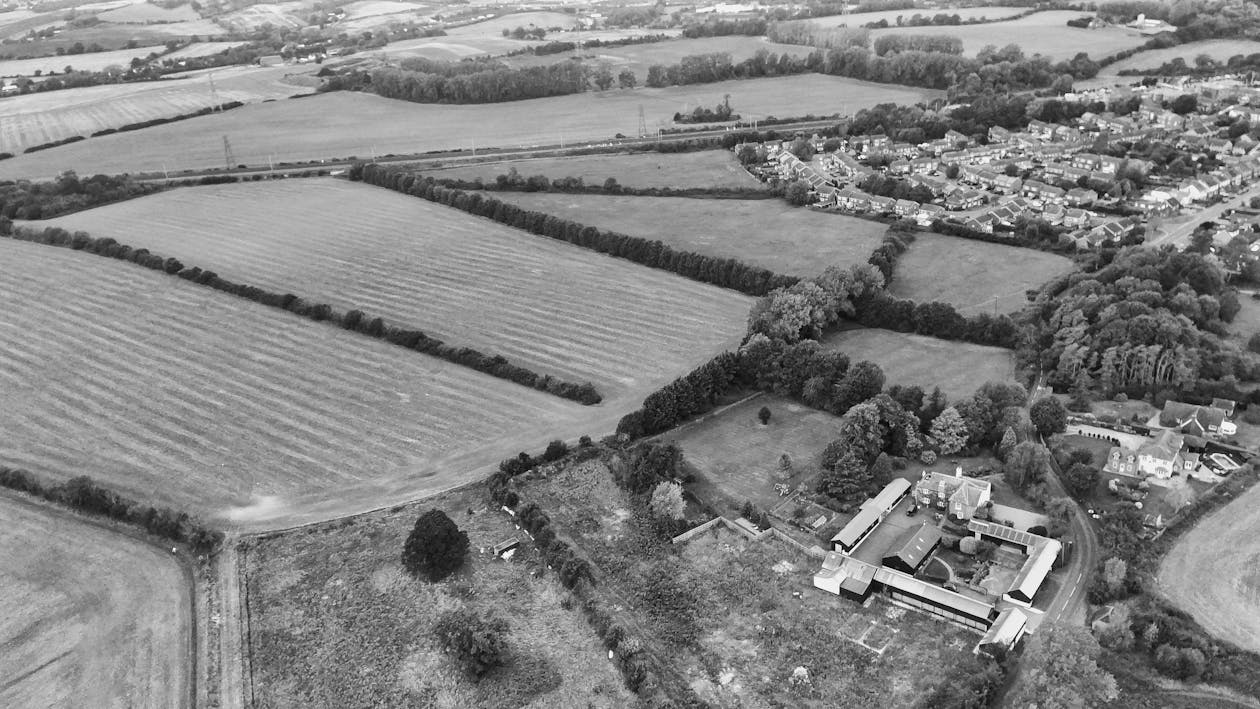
<box><xmin>44</xmin><ymin>179</ymin><xmax>753</xmax><ymax>405</ymax></box>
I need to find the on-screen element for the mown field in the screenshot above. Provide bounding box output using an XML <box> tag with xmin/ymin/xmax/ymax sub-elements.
<box><xmin>422</xmin><ymin>149</ymin><xmax>765</xmax><ymax>189</ymax></box>
<box><xmin>890</xmin><ymin>233</ymin><xmax>1074</xmax><ymax>314</ymax></box>
<box><xmin>811</xmin><ymin>5</ymin><xmax>1028</xmax><ymax>28</ymax></box>
<box><xmin>868</xmin><ymin>11</ymin><xmax>1145</xmax><ymax>61</ymax></box>
<box><xmin>496</xmin><ymin>192</ymin><xmax>888</xmax><ymax>278</ymax></box>
<box><xmin>164</xmin><ymin>41</ymin><xmax>249</xmax><ymax>60</ymax></box>
<box><xmin>506</xmin><ymin>35</ymin><xmax>813</xmax><ymax>79</ymax></box>
<box><xmin>44</xmin><ymin>179</ymin><xmax>753</xmax><ymax>403</ymax></box>
<box><xmin>0</xmin><ymin>493</ymin><xmax>189</xmax><ymax>709</ymax></box>
<box><xmin>822</xmin><ymin>328</ymin><xmax>1015</xmax><ymax>398</ymax></box>
<box><xmin>0</xmin><ymin>237</ymin><xmax>595</xmax><ymax>525</ymax></box>
<box><xmin>0</xmin><ymin>75</ymin><xmax>937</xmax><ymax>179</ymax></box>
<box><xmin>0</xmin><ymin>43</ymin><xmax>167</xmax><ymax>77</ymax></box>
<box><xmin>0</xmin><ymin>64</ymin><xmax>318</xmax><ymax>155</ymax></box>
<box><xmin>356</xmin><ymin>35</ymin><xmax>530</xmax><ymax>62</ymax></box>
<box><xmin>245</xmin><ymin>484</ymin><xmax>633</xmax><ymax>708</ymax></box>
<box><xmin>446</xmin><ymin>11</ymin><xmax>576</xmax><ymax>37</ymax></box>
<box><xmin>1100</xmin><ymin>39</ymin><xmax>1260</xmax><ymax>75</ymax></box>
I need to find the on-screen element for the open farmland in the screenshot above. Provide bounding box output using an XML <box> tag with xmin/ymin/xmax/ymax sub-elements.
<box><xmin>163</xmin><ymin>41</ymin><xmax>248</xmax><ymax>60</ymax></box>
<box><xmin>43</xmin><ymin>179</ymin><xmax>752</xmax><ymax>403</ymax></box>
<box><xmin>868</xmin><ymin>11</ymin><xmax>1146</xmax><ymax>61</ymax></box>
<box><xmin>245</xmin><ymin>484</ymin><xmax>633</xmax><ymax>708</ymax></box>
<box><xmin>506</xmin><ymin>36</ymin><xmax>814</xmax><ymax>79</ymax></box>
<box><xmin>96</xmin><ymin>1</ymin><xmax>205</xmax><ymax>23</ymax></box>
<box><xmin>355</xmin><ymin>35</ymin><xmax>530</xmax><ymax>62</ymax></box>
<box><xmin>423</xmin><ymin>149</ymin><xmax>764</xmax><ymax>189</ymax></box>
<box><xmin>446</xmin><ymin>11</ymin><xmax>576</xmax><ymax>37</ymax></box>
<box><xmin>0</xmin><ymin>43</ymin><xmax>167</xmax><ymax>77</ymax></box>
<box><xmin>0</xmin><ymin>64</ymin><xmax>318</xmax><ymax>155</ymax></box>
<box><xmin>1159</xmin><ymin>480</ymin><xmax>1260</xmax><ymax>654</ymax></box>
<box><xmin>0</xmin><ymin>237</ymin><xmax>596</xmax><ymax>526</ymax></box>
<box><xmin>889</xmin><ymin>234</ymin><xmax>1074</xmax><ymax>314</ymax></box>
<box><xmin>811</xmin><ymin>5</ymin><xmax>1028</xmax><ymax>28</ymax></box>
<box><xmin>215</xmin><ymin>2</ymin><xmax>305</xmax><ymax>32</ymax></box>
<box><xmin>0</xmin><ymin>75</ymin><xmax>937</xmax><ymax>178</ymax></box>
<box><xmin>1100</xmin><ymin>39</ymin><xmax>1260</xmax><ymax>75</ymax></box>
<box><xmin>0</xmin><ymin>493</ymin><xmax>190</xmax><ymax>709</ymax></box>
<box><xmin>496</xmin><ymin>192</ymin><xmax>888</xmax><ymax>278</ymax></box>
<box><xmin>822</xmin><ymin>328</ymin><xmax>1015</xmax><ymax>398</ymax></box>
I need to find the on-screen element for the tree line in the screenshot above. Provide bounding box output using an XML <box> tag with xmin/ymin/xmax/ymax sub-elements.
<box><xmin>360</xmin><ymin>60</ymin><xmax>590</xmax><ymax>104</ymax></box>
<box><xmin>0</xmin><ymin>467</ymin><xmax>223</xmax><ymax>552</ymax></box>
<box><xmin>0</xmin><ymin>171</ymin><xmax>161</xmax><ymax>220</ymax></box>
<box><xmin>0</xmin><ymin>224</ymin><xmax>602</xmax><ymax>405</ymax></box>
<box><xmin>432</xmin><ymin>168</ymin><xmax>772</xmax><ymax>200</ymax></box>
<box><xmin>357</xmin><ymin>164</ymin><xmax>800</xmax><ymax>297</ymax></box>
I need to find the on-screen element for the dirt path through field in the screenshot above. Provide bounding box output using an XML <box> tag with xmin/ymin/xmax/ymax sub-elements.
<box><xmin>1158</xmin><ymin>481</ymin><xmax>1260</xmax><ymax>652</ymax></box>
<box><xmin>216</xmin><ymin>542</ymin><xmax>247</xmax><ymax>709</ymax></box>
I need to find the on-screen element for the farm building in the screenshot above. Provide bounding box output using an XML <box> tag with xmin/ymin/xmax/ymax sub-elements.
<box><xmin>913</xmin><ymin>469</ymin><xmax>991</xmax><ymax>520</ymax></box>
<box><xmin>1004</xmin><ymin>538</ymin><xmax>1062</xmax><ymax>606</ymax></box>
<box><xmin>830</xmin><ymin>478</ymin><xmax>911</xmax><ymax>552</ymax></box>
<box><xmin>882</xmin><ymin>523</ymin><xmax>942</xmax><ymax>574</ymax></box>
<box><xmin>975</xmin><ymin>607</ymin><xmax>1028</xmax><ymax>656</ymax></box>
<box><xmin>813</xmin><ymin>552</ymin><xmax>879</xmax><ymax>601</ymax></box>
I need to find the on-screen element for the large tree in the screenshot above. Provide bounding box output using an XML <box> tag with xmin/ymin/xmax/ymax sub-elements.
<box><xmin>1005</xmin><ymin>441</ymin><xmax>1052</xmax><ymax>493</ymax></box>
<box><xmin>1030</xmin><ymin>396</ymin><xmax>1068</xmax><ymax>438</ymax></box>
<box><xmin>833</xmin><ymin>360</ymin><xmax>885</xmax><ymax>412</ymax></box>
<box><xmin>402</xmin><ymin>509</ymin><xmax>470</xmax><ymax>581</ymax></box>
<box><xmin>1012</xmin><ymin>622</ymin><xmax>1118</xmax><ymax>708</ymax></box>
<box><xmin>649</xmin><ymin>481</ymin><xmax>686</xmax><ymax>520</ymax></box>
<box><xmin>930</xmin><ymin>406</ymin><xmax>969</xmax><ymax>455</ymax></box>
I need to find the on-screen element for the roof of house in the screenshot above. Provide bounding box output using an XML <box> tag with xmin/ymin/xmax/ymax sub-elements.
<box><xmin>874</xmin><ymin>567</ymin><xmax>996</xmax><ymax>621</ymax></box>
<box><xmin>1211</xmin><ymin>397</ymin><xmax>1236</xmax><ymax>413</ymax></box>
<box><xmin>1161</xmin><ymin>401</ymin><xmax>1226</xmax><ymax>435</ymax></box>
<box><xmin>1006</xmin><ymin>538</ymin><xmax>1061</xmax><ymax>603</ymax></box>
<box><xmin>1138</xmin><ymin>428</ymin><xmax>1184</xmax><ymax>461</ymax></box>
<box><xmin>885</xmin><ymin>523</ymin><xmax>943</xmax><ymax>570</ymax></box>
<box><xmin>832</xmin><ymin>478</ymin><xmax>911</xmax><ymax>548</ymax></box>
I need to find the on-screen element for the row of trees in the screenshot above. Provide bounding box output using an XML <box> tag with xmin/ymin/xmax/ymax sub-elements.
<box><xmin>442</xmin><ymin>167</ymin><xmax>769</xmax><ymax>199</ymax></box>
<box><xmin>357</xmin><ymin>164</ymin><xmax>799</xmax><ymax>296</ymax></box>
<box><xmin>2</xmin><ymin>224</ymin><xmax>602</xmax><ymax>405</ymax></box>
<box><xmin>0</xmin><ymin>171</ymin><xmax>159</xmax><ymax>220</ymax></box>
<box><xmin>872</xmin><ymin>34</ymin><xmax>964</xmax><ymax>56</ymax></box>
<box><xmin>366</xmin><ymin>60</ymin><xmax>590</xmax><ymax>103</ymax></box>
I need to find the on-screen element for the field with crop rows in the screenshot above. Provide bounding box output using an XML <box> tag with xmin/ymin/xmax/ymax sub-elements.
<box><xmin>447</xmin><ymin>11</ymin><xmax>576</xmax><ymax>37</ymax></box>
<box><xmin>811</xmin><ymin>5</ymin><xmax>1028</xmax><ymax>28</ymax></box>
<box><xmin>822</xmin><ymin>328</ymin><xmax>1015</xmax><ymax>398</ymax></box>
<box><xmin>506</xmin><ymin>35</ymin><xmax>813</xmax><ymax>79</ymax></box>
<box><xmin>0</xmin><ymin>64</ymin><xmax>318</xmax><ymax>155</ymax></box>
<box><xmin>0</xmin><ymin>43</ymin><xmax>167</xmax><ymax>77</ymax></box>
<box><xmin>356</xmin><ymin>35</ymin><xmax>529</xmax><ymax>62</ymax></box>
<box><xmin>496</xmin><ymin>192</ymin><xmax>888</xmax><ymax>278</ymax></box>
<box><xmin>0</xmin><ymin>237</ymin><xmax>596</xmax><ymax>524</ymax></box>
<box><xmin>0</xmin><ymin>75</ymin><xmax>936</xmax><ymax>178</ymax></box>
<box><xmin>889</xmin><ymin>233</ymin><xmax>1074</xmax><ymax>314</ymax></box>
<box><xmin>1099</xmin><ymin>39</ymin><xmax>1260</xmax><ymax>75</ymax></box>
<box><xmin>0</xmin><ymin>493</ymin><xmax>190</xmax><ymax>709</ymax></box>
<box><xmin>422</xmin><ymin>149</ymin><xmax>765</xmax><ymax>189</ymax></box>
<box><xmin>163</xmin><ymin>41</ymin><xmax>248</xmax><ymax>60</ymax></box>
<box><xmin>868</xmin><ymin>11</ymin><xmax>1145</xmax><ymax>61</ymax></box>
<box><xmin>44</xmin><ymin>179</ymin><xmax>752</xmax><ymax>403</ymax></box>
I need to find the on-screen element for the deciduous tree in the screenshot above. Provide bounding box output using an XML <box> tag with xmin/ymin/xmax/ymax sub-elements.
<box><xmin>649</xmin><ymin>481</ymin><xmax>686</xmax><ymax>520</ymax></box>
<box><xmin>1012</xmin><ymin>622</ymin><xmax>1118</xmax><ymax>709</ymax></box>
<box><xmin>402</xmin><ymin>509</ymin><xmax>470</xmax><ymax>581</ymax></box>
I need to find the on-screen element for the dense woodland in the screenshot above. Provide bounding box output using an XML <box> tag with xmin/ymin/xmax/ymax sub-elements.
<box><xmin>0</xmin><ymin>172</ymin><xmax>159</xmax><ymax>219</ymax></box>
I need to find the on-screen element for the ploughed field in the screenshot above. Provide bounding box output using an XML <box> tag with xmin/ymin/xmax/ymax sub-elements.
<box><xmin>494</xmin><ymin>192</ymin><xmax>888</xmax><ymax>278</ymax></box>
<box><xmin>43</xmin><ymin>179</ymin><xmax>753</xmax><ymax>403</ymax></box>
<box><xmin>0</xmin><ymin>493</ymin><xmax>190</xmax><ymax>709</ymax></box>
<box><xmin>0</xmin><ymin>238</ymin><xmax>594</xmax><ymax>525</ymax></box>
<box><xmin>822</xmin><ymin>328</ymin><xmax>1015</xmax><ymax>398</ymax></box>
<box><xmin>422</xmin><ymin>149</ymin><xmax>766</xmax><ymax>190</ymax></box>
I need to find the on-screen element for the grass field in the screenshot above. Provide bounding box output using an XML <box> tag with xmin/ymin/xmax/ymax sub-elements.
<box><xmin>506</xmin><ymin>35</ymin><xmax>814</xmax><ymax>79</ymax></box>
<box><xmin>422</xmin><ymin>149</ymin><xmax>765</xmax><ymax>189</ymax></box>
<box><xmin>868</xmin><ymin>11</ymin><xmax>1146</xmax><ymax>61</ymax></box>
<box><xmin>660</xmin><ymin>394</ymin><xmax>843</xmax><ymax>511</ymax></box>
<box><xmin>496</xmin><ymin>193</ymin><xmax>889</xmax><ymax>278</ymax></box>
<box><xmin>0</xmin><ymin>493</ymin><xmax>190</xmax><ymax>709</ymax></box>
<box><xmin>1159</xmin><ymin>478</ymin><xmax>1260</xmax><ymax>653</ymax></box>
<box><xmin>822</xmin><ymin>328</ymin><xmax>1016</xmax><ymax>398</ymax></box>
<box><xmin>356</xmin><ymin>35</ymin><xmax>530</xmax><ymax>62</ymax></box>
<box><xmin>811</xmin><ymin>5</ymin><xmax>1028</xmax><ymax>28</ymax></box>
<box><xmin>1100</xmin><ymin>39</ymin><xmax>1260</xmax><ymax>75</ymax></box>
<box><xmin>446</xmin><ymin>11</ymin><xmax>576</xmax><ymax>37</ymax></box>
<box><xmin>96</xmin><ymin>1</ymin><xmax>205</xmax><ymax>23</ymax></box>
<box><xmin>0</xmin><ymin>64</ymin><xmax>318</xmax><ymax>155</ymax></box>
<box><xmin>1228</xmin><ymin>295</ymin><xmax>1260</xmax><ymax>342</ymax></box>
<box><xmin>0</xmin><ymin>237</ymin><xmax>596</xmax><ymax>525</ymax></box>
<box><xmin>244</xmin><ymin>484</ymin><xmax>633</xmax><ymax>708</ymax></box>
<box><xmin>0</xmin><ymin>75</ymin><xmax>937</xmax><ymax>178</ymax></box>
<box><xmin>164</xmin><ymin>41</ymin><xmax>248</xmax><ymax>60</ymax></box>
<box><xmin>0</xmin><ymin>43</ymin><xmax>167</xmax><ymax>77</ymax></box>
<box><xmin>215</xmin><ymin>2</ymin><xmax>304</xmax><ymax>32</ymax></box>
<box><xmin>44</xmin><ymin>179</ymin><xmax>752</xmax><ymax>403</ymax></box>
<box><xmin>890</xmin><ymin>233</ymin><xmax>1074</xmax><ymax>314</ymax></box>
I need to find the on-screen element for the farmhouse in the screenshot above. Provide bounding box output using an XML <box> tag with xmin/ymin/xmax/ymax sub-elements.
<box><xmin>913</xmin><ymin>469</ymin><xmax>992</xmax><ymax>520</ymax></box>
<box><xmin>1103</xmin><ymin>429</ymin><xmax>1199</xmax><ymax>479</ymax></box>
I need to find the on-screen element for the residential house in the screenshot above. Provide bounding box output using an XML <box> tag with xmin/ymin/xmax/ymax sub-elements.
<box><xmin>988</xmin><ymin>126</ymin><xmax>1012</xmax><ymax>143</ymax></box>
<box><xmin>1022</xmin><ymin>180</ymin><xmax>1066</xmax><ymax>203</ymax></box>
<box><xmin>1160</xmin><ymin>401</ymin><xmax>1236</xmax><ymax>438</ymax></box>
<box><xmin>867</xmin><ymin>194</ymin><xmax>896</xmax><ymax>214</ymax></box>
<box><xmin>1088</xmin><ymin>219</ymin><xmax>1131</xmax><ymax>243</ymax></box>
<box><xmin>889</xmin><ymin>158</ymin><xmax>911</xmax><ymax>175</ymax></box>
<box><xmin>1211</xmin><ymin>398</ymin><xmax>1237</xmax><ymax>417</ymax></box>
<box><xmin>916</xmin><ymin>203</ymin><xmax>946</xmax><ymax>225</ymax></box>
<box><xmin>993</xmin><ymin>174</ymin><xmax>1023</xmax><ymax>194</ymax></box>
<box><xmin>1208</xmin><ymin>137</ymin><xmax>1234</xmax><ymax>155</ymax></box>
<box><xmin>944</xmin><ymin>129</ymin><xmax>969</xmax><ymax>146</ymax></box>
<box><xmin>909</xmin><ymin>174</ymin><xmax>950</xmax><ymax>196</ymax></box>
<box><xmin>913</xmin><ymin>469</ymin><xmax>993</xmax><ymax>520</ymax></box>
<box><xmin>1104</xmin><ymin>429</ymin><xmax>1197</xmax><ymax>479</ymax></box>
<box><xmin>1072</xmin><ymin>153</ymin><xmax>1102</xmax><ymax>171</ymax></box>
<box><xmin>909</xmin><ymin>156</ymin><xmax>937</xmax><ymax>175</ymax></box>
<box><xmin>1027</xmin><ymin>119</ymin><xmax>1055</xmax><ymax>139</ymax></box>
<box><xmin>1066</xmin><ymin>187</ymin><xmax>1098</xmax><ymax>207</ymax></box>
<box><xmin>965</xmin><ymin>212</ymin><xmax>997</xmax><ymax>233</ymax></box>
<box><xmin>945</xmin><ymin>189</ymin><xmax>986</xmax><ymax>210</ymax></box>
<box><xmin>1041</xmin><ymin>203</ymin><xmax>1066</xmax><ymax>225</ymax></box>
<box><xmin>894</xmin><ymin>198</ymin><xmax>920</xmax><ymax>217</ymax></box>
<box><xmin>833</xmin><ymin>187</ymin><xmax>870</xmax><ymax>211</ymax></box>
<box><xmin>1062</xmin><ymin>207</ymin><xmax>1090</xmax><ymax>229</ymax></box>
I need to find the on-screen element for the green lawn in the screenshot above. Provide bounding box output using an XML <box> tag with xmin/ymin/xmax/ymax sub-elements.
<box><xmin>822</xmin><ymin>328</ymin><xmax>1016</xmax><ymax>399</ymax></box>
<box><xmin>422</xmin><ymin>149</ymin><xmax>766</xmax><ymax>190</ymax></box>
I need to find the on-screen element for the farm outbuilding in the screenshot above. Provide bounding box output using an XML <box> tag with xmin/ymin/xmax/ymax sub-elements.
<box><xmin>830</xmin><ymin>478</ymin><xmax>911</xmax><ymax>552</ymax></box>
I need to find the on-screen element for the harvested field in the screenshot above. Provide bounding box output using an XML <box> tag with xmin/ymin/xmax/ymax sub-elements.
<box><xmin>447</xmin><ymin>11</ymin><xmax>576</xmax><ymax>37</ymax></box>
<box><xmin>356</xmin><ymin>35</ymin><xmax>529</xmax><ymax>62</ymax></box>
<box><xmin>0</xmin><ymin>237</ymin><xmax>594</xmax><ymax>525</ymax></box>
<box><xmin>0</xmin><ymin>493</ymin><xmax>190</xmax><ymax>709</ymax></box>
<box><xmin>811</xmin><ymin>5</ymin><xmax>1028</xmax><ymax>28</ymax></box>
<box><xmin>0</xmin><ymin>43</ymin><xmax>167</xmax><ymax>77</ymax></box>
<box><xmin>163</xmin><ymin>40</ymin><xmax>248</xmax><ymax>60</ymax></box>
<box><xmin>245</xmin><ymin>484</ymin><xmax>633</xmax><ymax>708</ymax></box>
<box><xmin>0</xmin><ymin>75</ymin><xmax>937</xmax><ymax>178</ymax></box>
<box><xmin>422</xmin><ymin>149</ymin><xmax>765</xmax><ymax>190</ymax></box>
<box><xmin>868</xmin><ymin>11</ymin><xmax>1145</xmax><ymax>61</ymax></box>
<box><xmin>215</xmin><ymin>2</ymin><xmax>304</xmax><ymax>32</ymax></box>
<box><xmin>496</xmin><ymin>192</ymin><xmax>888</xmax><ymax>278</ymax></box>
<box><xmin>822</xmin><ymin>328</ymin><xmax>1016</xmax><ymax>398</ymax></box>
<box><xmin>96</xmin><ymin>1</ymin><xmax>205</xmax><ymax>23</ymax></box>
<box><xmin>0</xmin><ymin>64</ymin><xmax>318</xmax><ymax>155</ymax></box>
<box><xmin>1159</xmin><ymin>478</ymin><xmax>1260</xmax><ymax>653</ymax></box>
<box><xmin>889</xmin><ymin>233</ymin><xmax>1074</xmax><ymax>314</ymax></box>
<box><xmin>43</xmin><ymin>179</ymin><xmax>753</xmax><ymax>403</ymax></box>
<box><xmin>1100</xmin><ymin>39</ymin><xmax>1260</xmax><ymax>75</ymax></box>
<box><xmin>506</xmin><ymin>35</ymin><xmax>813</xmax><ymax>79</ymax></box>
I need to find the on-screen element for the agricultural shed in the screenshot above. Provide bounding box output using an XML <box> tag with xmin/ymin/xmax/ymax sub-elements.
<box><xmin>1004</xmin><ymin>538</ymin><xmax>1062</xmax><ymax>606</ymax></box>
<box><xmin>974</xmin><ymin>607</ymin><xmax>1028</xmax><ymax>656</ymax></box>
<box><xmin>882</xmin><ymin>523</ymin><xmax>942</xmax><ymax>575</ymax></box>
<box><xmin>830</xmin><ymin>478</ymin><xmax>911</xmax><ymax>552</ymax></box>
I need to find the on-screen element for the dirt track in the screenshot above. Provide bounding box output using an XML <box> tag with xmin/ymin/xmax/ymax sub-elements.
<box><xmin>1158</xmin><ymin>481</ymin><xmax>1260</xmax><ymax>653</ymax></box>
<box><xmin>0</xmin><ymin>493</ymin><xmax>191</xmax><ymax>708</ymax></box>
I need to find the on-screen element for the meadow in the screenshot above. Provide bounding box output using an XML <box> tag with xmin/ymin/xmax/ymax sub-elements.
<box><xmin>446</xmin><ymin>11</ymin><xmax>576</xmax><ymax>37</ymax></box>
<box><xmin>0</xmin><ymin>64</ymin><xmax>318</xmax><ymax>155</ymax></box>
<box><xmin>496</xmin><ymin>193</ymin><xmax>889</xmax><ymax>278</ymax></box>
<box><xmin>868</xmin><ymin>11</ymin><xmax>1146</xmax><ymax>61</ymax></box>
<box><xmin>0</xmin><ymin>43</ymin><xmax>167</xmax><ymax>77</ymax></box>
<box><xmin>811</xmin><ymin>5</ymin><xmax>1028</xmax><ymax>28</ymax></box>
<box><xmin>506</xmin><ymin>35</ymin><xmax>814</xmax><ymax>79</ymax></box>
<box><xmin>422</xmin><ymin>148</ymin><xmax>765</xmax><ymax>189</ymax></box>
<box><xmin>44</xmin><ymin>179</ymin><xmax>752</xmax><ymax>403</ymax></box>
<box><xmin>0</xmin><ymin>493</ymin><xmax>190</xmax><ymax>709</ymax></box>
<box><xmin>822</xmin><ymin>328</ymin><xmax>1015</xmax><ymax>398</ymax></box>
<box><xmin>96</xmin><ymin>1</ymin><xmax>205</xmax><ymax>23</ymax></box>
<box><xmin>215</xmin><ymin>2</ymin><xmax>305</xmax><ymax>32</ymax></box>
<box><xmin>889</xmin><ymin>233</ymin><xmax>1074</xmax><ymax>314</ymax></box>
<box><xmin>0</xmin><ymin>237</ymin><xmax>594</xmax><ymax>526</ymax></box>
<box><xmin>244</xmin><ymin>484</ymin><xmax>633</xmax><ymax>708</ymax></box>
<box><xmin>0</xmin><ymin>75</ymin><xmax>937</xmax><ymax>178</ymax></box>
<box><xmin>356</xmin><ymin>35</ymin><xmax>530</xmax><ymax>62</ymax></box>
<box><xmin>163</xmin><ymin>41</ymin><xmax>249</xmax><ymax>60</ymax></box>
<box><xmin>1099</xmin><ymin>39</ymin><xmax>1260</xmax><ymax>75</ymax></box>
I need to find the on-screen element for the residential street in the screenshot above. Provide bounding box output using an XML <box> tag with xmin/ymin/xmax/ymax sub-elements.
<box><xmin>1146</xmin><ymin>182</ymin><xmax>1260</xmax><ymax>249</ymax></box>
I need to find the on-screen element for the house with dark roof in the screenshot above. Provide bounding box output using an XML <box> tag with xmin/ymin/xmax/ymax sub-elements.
<box><xmin>882</xmin><ymin>523</ymin><xmax>942</xmax><ymax>574</ymax></box>
<box><xmin>1160</xmin><ymin>400</ymin><xmax>1236</xmax><ymax>438</ymax></box>
<box><xmin>914</xmin><ymin>470</ymin><xmax>992</xmax><ymax>520</ymax></box>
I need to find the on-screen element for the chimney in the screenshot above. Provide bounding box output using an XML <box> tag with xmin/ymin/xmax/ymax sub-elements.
<box><xmin>955</xmin><ymin>466</ymin><xmax>963</xmax><ymax>478</ymax></box>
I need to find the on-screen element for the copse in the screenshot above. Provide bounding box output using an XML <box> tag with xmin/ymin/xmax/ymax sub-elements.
<box><xmin>402</xmin><ymin>509</ymin><xmax>469</xmax><ymax>581</ymax></box>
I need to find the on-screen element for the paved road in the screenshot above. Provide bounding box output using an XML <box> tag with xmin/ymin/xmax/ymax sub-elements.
<box><xmin>1146</xmin><ymin>183</ymin><xmax>1260</xmax><ymax>249</ymax></box>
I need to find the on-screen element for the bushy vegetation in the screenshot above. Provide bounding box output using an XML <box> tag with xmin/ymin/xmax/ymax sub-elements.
<box><xmin>0</xmin><ymin>172</ymin><xmax>160</xmax><ymax>219</ymax></box>
<box><xmin>402</xmin><ymin>509</ymin><xmax>469</xmax><ymax>581</ymax></box>
<box><xmin>432</xmin><ymin>608</ymin><xmax>509</xmax><ymax>679</ymax></box>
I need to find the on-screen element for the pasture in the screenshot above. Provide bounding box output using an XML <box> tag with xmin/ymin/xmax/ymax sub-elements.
<box><xmin>811</xmin><ymin>5</ymin><xmax>1028</xmax><ymax>28</ymax></box>
<box><xmin>1099</xmin><ymin>39</ymin><xmax>1260</xmax><ymax>75</ymax></box>
<box><xmin>0</xmin><ymin>237</ymin><xmax>594</xmax><ymax>526</ymax></box>
<box><xmin>96</xmin><ymin>1</ymin><xmax>204</xmax><ymax>23</ymax></box>
<box><xmin>0</xmin><ymin>493</ymin><xmax>190</xmax><ymax>709</ymax></box>
<box><xmin>357</xmin><ymin>35</ymin><xmax>529</xmax><ymax>62</ymax></box>
<box><xmin>0</xmin><ymin>75</ymin><xmax>936</xmax><ymax>178</ymax></box>
<box><xmin>446</xmin><ymin>11</ymin><xmax>576</xmax><ymax>37</ymax></box>
<box><xmin>163</xmin><ymin>41</ymin><xmax>248</xmax><ymax>60</ymax></box>
<box><xmin>496</xmin><ymin>192</ymin><xmax>888</xmax><ymax>278</ymax></box>
<box><xmin>889</xmin><ymin>233</ymin><xmax>1074</xmax><ymax>314</ymax></box>
<box><xmin>215</xmin><ymin>2</ymin><xmax>304</xmax><ymax>32</ymax></box>
<box><xmin>245</xmin><ymin>484</ymin><xmax>633</xmax><ymax>708</ymax></box>
<box><xmin>868</xmin><ymin>11</ymin><xmax>1146</xmax><ymax>61</ymax></box>
<box><xmin>0</xmin><ymin>43</ymin><xmax>167</xmax><ymax>77</ymax></box>
<box><xmin>422</xmin><ymin>149</ymin><xmax>765</xmax><ymax>189</ymax></box>
<box><xmin>43</xmin><ymin>179</ymin><xmax>753</xmax><ymax>404</ymax></box>
<box><xmin>506</xmin><ymin>35</ymin><xmax>813</xmax><ymax>79</ymax></box>
<box><xmin>822</xmin><ymin>328</ymin><xmax>1016</xmax><ymax>398</ymax></box>
<box><xmin>0</xmin><ymin>64</ymin><xmax>318</xmax><ymax>155</ymax></box>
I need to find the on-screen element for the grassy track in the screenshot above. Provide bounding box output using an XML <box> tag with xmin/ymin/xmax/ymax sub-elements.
<box><xmin>0</xmin><ymin>75</ymin><xmax>938</xmax><ymax>179</ymax></box>
<box><xmin>0</xmin><ymin>492</ymin><xmax>190</xmax><ymax>709</ymax></box>
<box><xmin>822</xmin><ymin>328</ymin><xmax>1016</xmax><ymax>398</ymax></box>
<box><xmin>495</xmin><ymin>193</ymin><xmax>888</xmax><ymax>278</ymax></box>
<box><xmin>422</xmin><ymin>149</ymin><xmax>766</xmax><ymax>190</ymax></box>
<box><xmin>868</xmin><ymin>11</ymin><xmax>1145</xmax><ymax>61</ymax></box>
<box><xmin>890</xmin><ymin>233</ymin><xmax>1074</xmax><ymax>314</ymax></box>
